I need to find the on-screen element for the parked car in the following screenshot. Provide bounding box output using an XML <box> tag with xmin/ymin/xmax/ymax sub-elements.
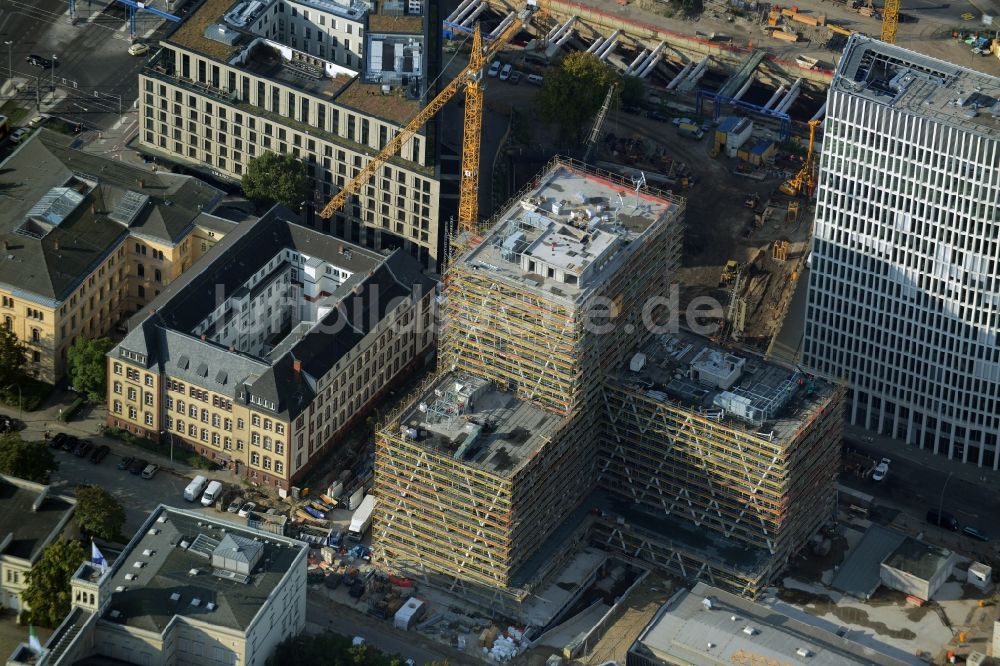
<box><xmin>117</xmin><ymin>456</ymin><xmax>135</xmax><ymax>470</ymax></box>
<box><xmin>525</xmin><ymin>73</ymin><xmax>543</xmax><ymax>85</ymax></box>
<box><xmin>74</xmin><ymin>440</ymin><xmax>94</xmax><ymax>458</ymax></box>
<box><xmin>141</xmin><ymin>464</ymin><xmax>159</xmax><ymax>479</ymax></box>
<box><xmin>871</xmin><ymin>457</ymin><xmax>890</xmax><ymax>481</ymax></box>
<box><xmin>128</xmin><ymin>458</ymin><xmax>149</xmax><ymax>475</ymax></box>
<box><xmin>672</xmin><ymin>116</ymin><xmax>694</xmax><ymax>127</ymax></box>
<box><xmin>647</xmin><ymin>111</ymin><xmax>669</xmax><ymax>122</ymax></box>
<box><xmin>0</xmin><ymin>416</ymin><xmax>21</xmax><ymax>433</ymax></box>
<box><xmin>487</xmin><ymin>60</ymin><xmax>501</xmax><ymax>77</ymax></box>
<box><xmin>10</xmin><ymin>128</ymin><xmax>29</xmax><ymax>144</ymax></box>
<box><xmin>25</xmin><ymin>54</ymin><xmax>52</xmax><ymax>69</ymax></box>
<box><xmin>226</xmin><ymin>497</ymin><xmax>243</xmax><ymax>513</ymax></box>
<box><xmin>499</xmin><ymin>63</ymin><xmax>512</xmax><ymax>81</ymax></box>
<box><xmin>622</xmin><ymin>104</ymin><xmax>642</xmax><ymax>115</ymax></box>
<box><xmin>509</xmin><ymin>70</ymin><xmax>522</xmax><ymax>84</ymax></box>
<box><xmin>90</xmin><ymin>444</ymin><xmax>111</xmax><ymax>464</ymax></box>
<box><xmin>926</xmin><ymin>509</ymin><xmax>959</xmax><ymax>531</ymax></box>
<box><xmin>50</xmin><ymin>432</ymin><xmax>68</xmax><ymax>449</ymax></box>
<box><xmin>28</xmin><ymin>115</ymin><xmax>46</xmax><ymax>128</ymax></box>
<box><xmin>127</xmin><ymin>42</ymin><xmax>149</xmax><ymax>56</ymax></box>
<box><xmin>962</xmin><ymin>525</ymin><xmax>990</xmax><ymax>542</ymax></box>
<box><xmin>237</xmin><ymin>501</ymin><xmax>256</xmax><ymax>518</ymax></box>
<box><xmin>62</xmin><ymin>435</ymin><xmax>79</xmax><ymax>452</ymax></box>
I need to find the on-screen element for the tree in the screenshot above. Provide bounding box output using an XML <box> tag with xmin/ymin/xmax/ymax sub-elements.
<box><xmin>241</xmin><ymin>152</ymin><xmax>309</xmax><ymax>211</ymax></box>
<box><xmin>74</xmin><ymin>485</ymin><xmax>125</xmax><ymax>542</ymax></box>
<box><xmin>0</xmin><ymin>434</ymin><xmax>57</xmax><ymax>482</ymax></box>
<box><xmin>621</xmin><ymin>75</ymin><xmax>646</xmax><ymax>108</ymax></box>
<box><xmin>66</xmin><ymin>337</ymin><xmax>116</xmax><ymax>403</ymax></box>
<box><xmin>22</xmin><ymin>538</ymin><xmax>85</xmax><ymax>627</ymax></box>
<box><xmin>0</xmin><ymin>325</ymin><xmax>28</xmax><ymax>388</ymax></box>
<box><xmin>536</xmin><ymin>52</ymin><xmax>621</xmax><ymax>139</ymax></box>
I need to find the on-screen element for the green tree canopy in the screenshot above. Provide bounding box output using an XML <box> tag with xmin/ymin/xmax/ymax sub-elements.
<box><xmin>536</xmin><ymin>52</ymin><xmax>622</xmax><ymax>139</ymax></box>
<box><xmin>0</xmin><ymin>434</ymin><xmax>57</xmax><ymax>482</ymax></box>
<box><xmin>0</xmin><ymin>325</ymin><xmax>28</xmax><ymax>388</ymax></box>
<box><xmin>621</xmin><ymin>75</ymin><xmax>646</xmax><ymax>108</ymax></box>
<box><xmin>23</xmin><ymin>538</ymin><xmax>86</xmax><ymax>627</ymax></box>
<box><xmin>74</xmin><ymin>485</ymin><xmax>126</xmax><ymax>543</ymax></box>
<box><xmin>66</xmin><ymin>337</ymin><xmax>116</xmax><ymax>403</ymax></box>
<box><xmin>241</xmin><ymin>152</ymin><xmax>310</xmax><ymax>211</ymax></box>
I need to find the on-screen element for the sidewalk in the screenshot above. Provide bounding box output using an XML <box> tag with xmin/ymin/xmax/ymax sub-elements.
<box><xmin>844</xmin><ymin>423</ymin><xmax>1000</xmax><ymax>488</ymax></box>
<box><xmin>0</xmin><ymin>389</ymin><xmax>242</xmax><ymax>488</ymax></box>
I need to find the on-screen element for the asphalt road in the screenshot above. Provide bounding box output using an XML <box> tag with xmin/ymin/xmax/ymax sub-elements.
<box><xmin>0</xmin><ymin>0</ymin><xmax>170</xmax><ymax>129</ymax></box>
<box><xmin>47</xmin><ymin>442</ymin><xmax>220</xmax><ymax>534</ymax></box>
<box><xmin>840</xmin><ymin>437</ymin><xmax>996</xmax><ymax>535</ymax></box>
<box><xmin>306</xmin><ymin>596</ymin><xmax>459</xmax><ymax>666</ymax></box>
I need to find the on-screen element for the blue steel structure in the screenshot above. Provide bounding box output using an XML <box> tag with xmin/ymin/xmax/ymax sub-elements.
<box><xmin>69</xmin><ymin>0</ymin><xmax>182</xmax><ymax>39</ymax></box>
<box><xmin>697</xmin><ymin>90</ymin><xmax>792</xmax><ymax>140</ymax></box>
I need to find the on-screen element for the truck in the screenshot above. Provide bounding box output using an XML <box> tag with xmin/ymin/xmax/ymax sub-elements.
<box><xmin>348</xmin><ymin>495</ymin><xmax>375</xmax><ymax>542</ymax></box>
<box><xmin>677</xmin><ymin>122</ymin><xmax>704</xmax><ymax>140</ymax></box>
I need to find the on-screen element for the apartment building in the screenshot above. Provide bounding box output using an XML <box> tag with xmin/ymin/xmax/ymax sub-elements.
<box><xmin>374</xmin><ymin>159</ymin><xmax>685</xmax><ymax>609</ymax></box>
<box><xmin>107</xmin><ymin>206</ymin><xmax>435</xmax><ymax>489</ymax></box>
<box><xmin>15</xmin><ymin>505</ymin><xmax>307</xmax><ymax>666</ymax></box>
<box><xmin>0</xmin><ymin>130</ymin><xmax>229</xmax><ymax>383</ymax></box>
<box><xmin>803</xmin><ymin>35</ymin><xmax>1000</xmax><ymax>468</ymax></box>
<box><xmin>0</xmin><ymin>475</ymin><xmax>76</xmax><ymax>614</ymax></box>
<box><xmin>139</xmin><ymin>0</ymin><xmax>443</xmax><ymax>268</ymax></box>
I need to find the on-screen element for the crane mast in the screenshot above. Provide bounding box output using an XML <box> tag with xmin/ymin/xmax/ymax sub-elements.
<box><xmin>319</xmin><ymin>6</ymin><xmax>536</xmax><ymax>245</ymax></box>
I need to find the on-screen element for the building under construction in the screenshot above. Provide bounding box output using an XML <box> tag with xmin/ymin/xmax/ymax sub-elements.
<box><xmin>374</xmin><ymin>158</ymin><xmax>684</xmax><ymax>610</ymax></box>
<box><xmin>373</xmin><ymin>158</ymin><xmax>842</xmax><ymax>612</ymax></box>
<box><xmin>595</xmin><ymin>332</ymin><xmax>844</xmax><ymax>597</ymax></box>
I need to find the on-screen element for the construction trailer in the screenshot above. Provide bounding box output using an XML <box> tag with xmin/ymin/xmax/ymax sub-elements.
<box><xmin>373</xmin><ymin>158</ymin><xmax>685</xmax><ymax>612</ymax></box>
<box><xmin>595</xmin><ymin>333</ymin><xmax>845</xmax><ymax>597</ymax></box>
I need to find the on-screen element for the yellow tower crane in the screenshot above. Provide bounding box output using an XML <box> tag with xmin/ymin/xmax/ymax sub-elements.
<box><xmin>779</xmin><ymin>119</ymin><xmax>821</xmax><ymax>197</ymax></box>
<box><xmin>319</xmin><ymin>3</ymin><xmax>539</xmax><ymax>241</ymax></box>
<box><xmin>881</xmin><ymin>0</ymin><xmax>900</xmax><ymax>43</ymax></box>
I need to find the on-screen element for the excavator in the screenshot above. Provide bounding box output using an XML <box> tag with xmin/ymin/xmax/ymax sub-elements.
<box><xmin>778</xmin><ymin>119</ymin><xmax>820</xmax><ymax>197</ymax></box>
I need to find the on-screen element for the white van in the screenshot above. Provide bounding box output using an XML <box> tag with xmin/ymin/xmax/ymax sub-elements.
<box><xmin>526</xmin><ymin>73</ymin><xmax>544</xmax><ymax>86</ymax></box>
<box><xmin>201</xmin><ymin>480</ymin><xmax>223</xmax><ymax>507</ymax></box>
<box><xmin>183</xmin><ymin>475</ymin><xmax>208</xmax><ymax>502</ymax></box>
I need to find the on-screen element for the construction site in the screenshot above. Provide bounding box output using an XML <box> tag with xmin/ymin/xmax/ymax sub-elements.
<box><xmin>373</xmin><ymin>157</ymin><xmax>685</xmax><ymax>614</ymax></box>
<box><xmin>370</xmin><ymin>155</ymin><xmax>844</xmax><ymax>630</ymax></box>
<box><xmin>595</xmin><ymin>330</ymin><xmax>845</xmax><ymax>597</ymax></box>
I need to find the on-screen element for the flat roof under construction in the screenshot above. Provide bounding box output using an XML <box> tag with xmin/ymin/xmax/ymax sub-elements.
<box><xmin>611</xmin><ymin>331</ymin><xmax>835</xmax><ymax>444</ymax></box>
<box><xmin>396</xmin><ymin>372</ymin><xmax>562</xmax><ymax>477</ymax></box>
<box><xmin>459</xmin><ymin>161</ymin><xmax>681</xmax><ymax>305</ymax></box>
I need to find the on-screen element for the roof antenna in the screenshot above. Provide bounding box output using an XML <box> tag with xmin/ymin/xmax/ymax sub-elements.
<box><xmin>632</xmin><ymin>172</ymin><xmax>646</xmax><ymax>210</ymax></box>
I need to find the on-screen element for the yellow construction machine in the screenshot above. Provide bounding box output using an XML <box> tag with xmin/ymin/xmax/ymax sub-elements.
<box><xmin>779</xmin><ymin>119</ymin><xmax>821</xmax><ymax>197</ymax></box>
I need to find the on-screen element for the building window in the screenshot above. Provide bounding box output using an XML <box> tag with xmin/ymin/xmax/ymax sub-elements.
<box><xmin>275</xmin><ymin>441</ymin><xmax>284</xmax><ymax>455</ymax></box>
<box><xmin>144</xmin><ymin>392</ymin><xmax>154</xmax><ymax>406</ymax></box>
<box><xmin>237</xmin><ymin>439</ymin><xmax>245</xmax><ymax>451</ymax></box>
<box><xmin>275</xmin><ymin>423</ymin><xmax>285</xmax><ymax>435</ymax></box>
<box><xmin>251</xmin><ymin>432</ymin><xmax>260</xmax><ymax>445</ymax></box>
<box><xmin>144</xmin><ymin>374</ymin><xmax>154</xmax><ymax>386</ymax></box>
<box><xmin>275</xmin><ymin>461</ymin><xmax>284</xmax><ymax>475</ymax></box>
<box><xmin>128</xmin><ymin>406</ymin><xmax>137</xmax><ymax>419</ymax></box>
<box><xmin>251</xmin><ymin>451</ymin><xmax>260</xmax><ymax>466</ymax></box>
<box><xmin>212</xmin><ymin>432</ymin><xmax>220</xmax><ymax>445</ymax></box>
<box><xmin>263</xmin><ymin>456</ymin><xmax>271</xmax><ymax>470</ymax></box>
<box><xmin>263</xmin><ymin>436</ymin><xmax>272</xmax><ymax>450</ymax></box>
<box><xmin>145</xmin><ymin>413</ymin><xmax>154</xmax><ymax>426</ymax></box>
<box><xmin>252</xmin><ymin>414</ymin><xmax>261</xmax><ymax>427</ymax></box>
<box><xmin>113</xmin><ymin>381</ymin><xmax>122</xmax><ymax>394</ymax></box>
<box><xmin>127</xmin><ymin>388</ymin><xmax>137</xmax><ymax>401</ymax></box>
<box><xmin>113</xmin><ymin>400</ymin><xmax>122</xmax><ymax>414</ymax></box>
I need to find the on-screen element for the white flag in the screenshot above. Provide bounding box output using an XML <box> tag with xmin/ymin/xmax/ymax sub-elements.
<box><xmin>91</xmin><ymin>540</ymin><xmax>107</xmax><ymax>573</ymax></box>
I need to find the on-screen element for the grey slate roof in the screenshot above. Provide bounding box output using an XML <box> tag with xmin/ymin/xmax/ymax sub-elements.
<box><xmin>115</xmin><ymin>206</ymin><xmax>434</xmax><ymax>419</ymax></box>
<box><xmin>102</xmin><ymin>505</ymin><xmax>305</xmax><ymax>634</ymax></box>
<box><xmin>0</xmin><ymin>130</ymin><xmax>223</xmax><ymax>303</ymax></box>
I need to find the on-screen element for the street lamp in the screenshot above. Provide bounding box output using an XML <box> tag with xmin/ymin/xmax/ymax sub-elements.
<box><xmin>937</xmin><ymin>471</ymin><xmax>953</xmax><ymax>526</ymax></box>
<box><xmin>160</xmin><ymin>429</ymin><xmax>174</xmax><ymax>463</ymax></box>
<box><xmin>4</xmin><ymin>41</ymin><xmax>12</xmax><ymax>88</ymax></box>
<box><xmin>51</xmin><ymin>53</ymin><xmax>56</xmax><ymax>94</ymax></box>
<box><xmin>4</xmin><ymin>384</ymin><xmax>22</xmax><ymax>421</ymax></box>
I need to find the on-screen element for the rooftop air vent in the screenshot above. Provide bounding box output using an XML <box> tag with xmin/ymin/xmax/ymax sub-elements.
<box><xmin>132</xmin><ymin>561</ymin><xmax>145</xmax><ymax>569</ymax></box>
<box><xmin>115</xmin><ymin>585</ymin><xmax>126</xmax><ymax>592</ymax></box>
<box><xmin>142</xmin><ymin>549</ymin><xmax>154</xmax><ymax>557</ymax></box>
<box><xmin>204</xmin><ymin>24</ymin><xmax>241</xmax><ymax>46</ymax></box>
<box><xmin>701</xmin><ymin>597</ymin><xmax>715</xmax><ymax>610</ymax></box>
<box><xmin>206</xmin><ymin>602</ymin><xmax>217</xmax><ymax>611</ymax></box>
<box><xmin>148</xmin><ymin>529</ymin><xmax>160</xmax><ymax>536</ymax></box>
<box><xmin>796</xmin><ymin>648</ymin><xmax>812</xmax><ymax>658</ymax></box>
<box><xmin>170</xmin><ymin>592</ymin><xmax>181</xmax><ymax>602</ymax></box>
<box><xmin>190</xmin><ymin>598</ymin><xmax>201</xmax><ymax>607</ymax></box>
<box><xmin>743</xmin><ymin>626</ymin><xmax>757</xmax><ymax>636</ymax></box>
<box><xmin>125</xmin><ymin>574</ymin><xmax>137</xmax><ymax>581</ymax></box>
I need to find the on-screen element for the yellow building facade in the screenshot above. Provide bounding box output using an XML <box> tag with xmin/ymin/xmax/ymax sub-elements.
<box><xmin>107</xmin><ymin>207</ymin><xmax>435</xmax><ymax>489</ymax></box>
<box><xmin>0</xmin><ymin>130</ymin><xmax>230</xmax><ymax>383</ymax></box>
